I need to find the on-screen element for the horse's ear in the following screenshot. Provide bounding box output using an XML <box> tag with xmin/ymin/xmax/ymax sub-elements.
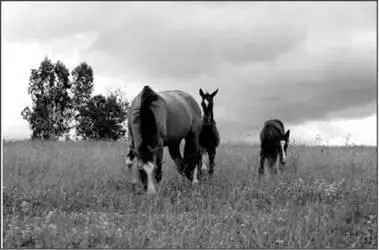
<box><xmin>211</xmin><ymin>88</ymin><xmax>219</xmax><ymax>97</ymax></box>
<box><xmin>199</xmin><ymin>88</ymin><xmax>205</xmax><ymax>98</ymax></box>
<box><xmin>284</xmin><ymin>129</ymin><xmax>290</xmax><ymax>140</ymax></box>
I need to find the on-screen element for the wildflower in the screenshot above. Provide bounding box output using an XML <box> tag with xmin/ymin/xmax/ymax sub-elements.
<box><xmin>45</xmin><ymin>209</ymin><xmax>57</xmax><ymax>222</ymax></box>
<box><xmin>21</xmin><ymin>201</ymin><xmax>29</xmax><ymax>213</ymax></box>
<box><xmin>48</xmin><ymin>223</ymin><xmax>57</xmax><ymax>232</ymax></box>
<box><xmin>275</xmin><ymin>239</ymin><xmax>284</xmax><ymax>244</ymax></box>
<box><xmin>116</xmin><ymin>228</ymin><xmax>123</xmax><ymax>237</ymax></box>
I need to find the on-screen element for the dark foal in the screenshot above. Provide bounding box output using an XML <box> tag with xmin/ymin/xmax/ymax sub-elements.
<box><xmin>259</xmin><ymin>119</ymin><xmax>290</xmax><ymax>177</ymax></box>
<box><xmin>199</xmin><ymin>88</ymin><xmax>220</xmax><ymax>175</ymax></box>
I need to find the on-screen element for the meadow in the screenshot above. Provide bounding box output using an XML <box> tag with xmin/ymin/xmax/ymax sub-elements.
<box><xmin>3</xmin><ymin>140</ymin><xmax>378</xmax><ymax>248</ymax></box>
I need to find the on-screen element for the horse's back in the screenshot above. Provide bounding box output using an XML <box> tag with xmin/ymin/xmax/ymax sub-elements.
<box><xmin>159</xmin><ymin>90</ymin><xmax>202</xmax><ymax>142</ymax></box>
<box><xmin>128</xmin><ymin>88</ymin><xmax>202</xmax><ymax>145</ymax></box>
<box><xmin>160</xmin><ymin>90</ymin><xmax>200</xmax><ymax>111</ymax></box>
<box><xmin>263</xmin><ymin>119</ymin><xmax>284</xmax><ymax>133</ymax></box>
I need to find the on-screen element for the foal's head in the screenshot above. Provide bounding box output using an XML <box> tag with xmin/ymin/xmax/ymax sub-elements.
<box><xmin>199</xmin><ymin>88</ymin><xmax>218</xmax><ymax>125</ymax></box>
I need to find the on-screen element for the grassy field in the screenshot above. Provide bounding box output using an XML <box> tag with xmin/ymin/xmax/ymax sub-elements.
<box><xmin>3</xmin><ymin>140</ymin><xmax>377</xmax><ymax>248</ymax></box>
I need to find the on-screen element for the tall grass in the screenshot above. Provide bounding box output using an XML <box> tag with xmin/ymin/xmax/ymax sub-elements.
<box><xmin>3</xmin><ymin>140</ymin><xmax>377</xmax><ymax>248</ymax></box>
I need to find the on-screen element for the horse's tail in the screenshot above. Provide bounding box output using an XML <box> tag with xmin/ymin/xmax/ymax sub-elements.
<box><xmin>139</xmin><ymin>86</ymin><xmax>159</xmax><ymax>159</ymax></box>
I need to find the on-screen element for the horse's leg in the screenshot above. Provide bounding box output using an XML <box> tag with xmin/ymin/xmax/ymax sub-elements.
<box><xmin>183</xmin><ymin>132</ymin><xmax>200</xmax><ymax>184</ymax></box>
<box><xmin>168</xmin><ymin>142</ymin><xmax>183</xmax><ymax>172</ymax></box>
<box><xmin>197</xmin><ymin>147</ymin><xmax>206</xmax><ymax>178</ymax></box>
<box><xmin>195</xmin><ymin>150</ymin><xmax>202</xmax><ymax>180</ymax></box>
<box><xmin>208</xmin><ymin>147</ymin><xmax>216</xmax><ymax>176</ymax></box>
<box><xmin>125</xmin><ymin>140</ymin><xmax>139</xmax><ymax>185</ymax></box>
<box><xmin>273</xmin><ymin>154</ymin><xmax>278</xmax><ymax>175</ymax></box>
<box><xmin>155</xmin><ymin>147</ymin><xmax>164</xmax><ymax>183</ymax></box>
<box><xmin>200</xmin><ymin>151</ymin><xmax>208</xmax><ymax>171</ymax></box>
<box><xmin>266</xmin><ymin>156</ymin><xmax>277</xmax><ymax>181</ymax></box>
<box><xmin>259</xmin><ymin>149</ymin><xmax>265</xmax><ymax>176</ymax></box>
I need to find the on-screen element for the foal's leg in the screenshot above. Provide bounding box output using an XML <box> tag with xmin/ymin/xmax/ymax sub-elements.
<box><xmin>266</xmin><ymin>156</ymin><xmax>277</xmax><ymax>181</ymax></box>
<box><xmin>168</xmin><ymin>142</ymin><xmax>183</xmax><ymax>172</ymax></box>
<box><xmin>258</xmin><ymin>149</ymin><xmax>265</xmax><ymax>176</ymax></box>
<box><xmin>272</xmin><ymin>155</ymin><xmax>278</xmax><ymax>175</ymax></box>
<box><xmin>208</xmin><ymin>147</ymin><xmax>216</xmax><ymax>175</ymax></box>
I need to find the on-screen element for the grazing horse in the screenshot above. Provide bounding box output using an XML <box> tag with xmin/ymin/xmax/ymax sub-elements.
<box><xmin>198</xmin><ymin>88</ymin><xmax>220</xmax><ymax>175</ymax></box>
<box><xmin>125</xmin><ymin>85</ymin><xmax>203</xmax><ymax>194</ymax></box>
<box><xmin>259</xmin><ymin>119</ymin><xmax>290</xmax><ymax>177</ymax></box>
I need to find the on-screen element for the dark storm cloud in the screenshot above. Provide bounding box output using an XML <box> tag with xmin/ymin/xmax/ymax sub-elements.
<box><xmin>3</xmin><ymin>2</ymin><xmax>376</xmax><ymax>141</ymax></box>
<box><xmin>225</xmin><ymin>47</ymin><xmax>377</xmax><ymax>130</ymax></box>
<box><xmin>85</xmin><ymin>16</ymin><xmax>307</xmax><ymax>80</ymax></box>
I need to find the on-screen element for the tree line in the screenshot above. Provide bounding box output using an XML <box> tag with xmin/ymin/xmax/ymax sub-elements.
<box><xmin>21</xmin><ymin>57</ymin><xmax>129</xmax><ymax>141</ymax></box>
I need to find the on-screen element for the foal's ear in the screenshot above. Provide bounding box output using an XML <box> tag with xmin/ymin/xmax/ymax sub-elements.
<box><xmin>199</xmin><ymin>88</ymin><xmax>205</xmax><ymax>98</ymax></box>
<box><xmin>284</xmin><ymin>129</ymin><xmax>290</xmax><ymax>140</ymax></box>
<box><xmin>211</xmin><ymin>88</ymin><xmax>219</xmax><ymax>97</ymax></box>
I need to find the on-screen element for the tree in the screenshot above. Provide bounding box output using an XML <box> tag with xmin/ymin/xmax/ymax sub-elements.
<box><xmin>71</xmin><ymin>62</ymin><xmax>94</xmax><ymax>137</ymax></box>
<box><xmin>22</xmin><ymin>57</ymin><xmax>130</xmax><ymax>141</ymax></box>
<box><xmin>21</xmin><ymin>57</ymin><xmax>72</xmax><ymax>140</ymax></box>
<box><xmin>76</xmin><ymin>93</ymin><xmax>128</xmax><ymax>140</ymax></box>
<box><xmin>106</xmin><ymin>87</ymin><xmax>130</xmax><ymax>140</ymax></box>
<box><xmin>71</xmin><ymin>62</ymin><xmax>94</xmax><ymax>108</ymax></box>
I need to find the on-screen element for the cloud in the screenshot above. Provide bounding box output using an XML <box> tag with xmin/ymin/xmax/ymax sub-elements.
<box><xmin>2</xmin><ymin>2</ymin><xmax>376</xmax><ymax>143</ymax></box>
<box><xmin>86</xmin><ymin>3</ymin><xmax>376</xmax><ymax>129</ymax></box>
<box><xmin>85</xmin><ymin>10</ymin><xmax>307</xmax><ymax>80</ymax></box>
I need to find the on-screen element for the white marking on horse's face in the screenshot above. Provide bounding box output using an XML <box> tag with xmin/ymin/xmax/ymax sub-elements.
<box><xmin>280</xmin><ymin>140</ymin><xmax>286</xmax><ymax>163</ymax></box>
<box><xmin>192</xmin><ymin>167</ymin><xmax>199</xmax><ymax>184</ymax></box>
<box><xmin>142</xmin><ymin>161</ymin><xmax>157</xmax><ymax>194</ymax></box>
<box><xmin>125</xmin><ymin>156</ymin><xmax>138</xmax><ymax>184</ymax></box>
<box><xmin>204</xmin><ymin>99</ymin><xmax>209</xmax><ymax>107</ymax></box>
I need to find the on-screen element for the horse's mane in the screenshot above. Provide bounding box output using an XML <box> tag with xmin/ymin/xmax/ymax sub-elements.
<box><xmin>139</xmin><ymin>85</ymin><xmax>159</xmax><ymax>163</ymax></box>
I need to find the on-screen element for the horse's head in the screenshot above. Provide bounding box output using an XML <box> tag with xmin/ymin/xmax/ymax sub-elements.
<box><xmin>126</xmin><ymin>145</ymin><xmax>161</xmax><ymax>194</ymax></box>
<box><xmin>125</xmin><ymin>148</ymin><xmax>139</xmax><ymax>184</ymax></box>
<box><xmin>128</xmin><ymin>85</ymin><xmax>163</xmax><ymax>194</ymax></box>
<box><xmin>199</xmin><ymin>88</ymin><xmax>218</xmax><ymax>125</ymax></box>
<box><xmin>279</xmin><ymin>129</ymin><xmax>290</xmax><ymax>166</ymax></box>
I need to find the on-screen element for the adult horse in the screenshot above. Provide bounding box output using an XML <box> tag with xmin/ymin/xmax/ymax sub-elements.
<box><xmin>125</xmin><ymin>85</ymin><xmax>203</xmax><ymax>194</ymax></box>
<box><xmin>259</xmin><ymin>119</ymin><xmax>290</xmax><ymax>177</ymax></box>
<box><xmin>198</xmin><ymin>88</ymin><xmax>220</xmax><ymax>176</ymax></box>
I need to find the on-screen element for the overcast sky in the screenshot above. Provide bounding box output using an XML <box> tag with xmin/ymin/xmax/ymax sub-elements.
<box><xmin>2</xmin><ymin>2</ymin><xmax>377</xmax><ymax>145</ymax></box>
